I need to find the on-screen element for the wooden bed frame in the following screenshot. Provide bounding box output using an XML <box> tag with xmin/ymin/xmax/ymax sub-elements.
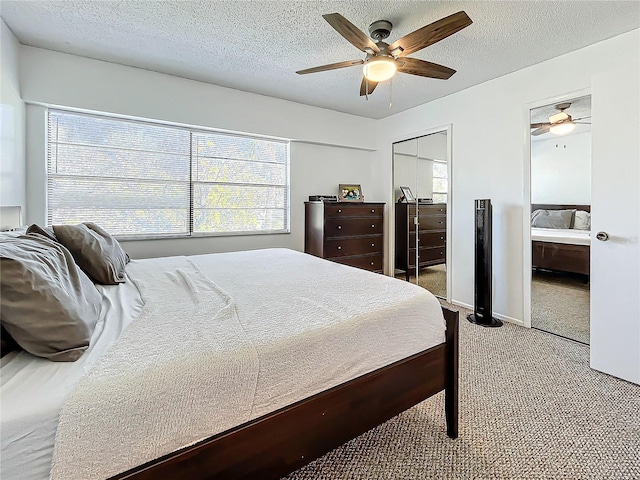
<box><xmin>531</xmin><ymin>204</ymin><xmax>590</xmax><ymax>277</ymax></box>
<box><xmin>111</xmin><ymin>307</ymin><xmax>459</xmax><ymax>480</ymax></box>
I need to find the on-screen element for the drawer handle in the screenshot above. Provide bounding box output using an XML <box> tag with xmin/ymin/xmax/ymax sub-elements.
<box><xmin>371</xmin><ymin>209</ymin><xmax>375</xmax><ymax>213</ymax></box>
<box><xmin>440</xmin><ymin>252</ymin><xmax>444</xmax><ymax>255</ymax></box>
<box><xmin>370</xmin><ymin>262</ymin><xmax>375</xmax><ymax>266</ymax></box>
<box><xmin>441</xmin><ymin>236</ymin><xmax>444</xmax><ymax>240</ymax></box>
<box><xmin>371</xmin><ymin>224</ymin><xmax>375</xmax><ymax>228</ymax></box>
<box><xmin>337</xmin><ymin>225</ymin><xmax>342</xmax><ymax>230</ymax></box>
<box><xmin>338</xmin><ymin>209</ymin><xmax>342</xmax><ymax>213</ymax></box>
<box><xmin>371</xmin><ymin>243</ymin><xmax>375</xmax><ymax>247</ymax></box>
<box><xmin>438</xmin><ymin>221</ymin><xmax>443</xmax><ymax>224</ymax></box>
<box><xmin>337</xmin><ymin>246</ymin><xmax>342</xmax><ymax>250</ymax></box>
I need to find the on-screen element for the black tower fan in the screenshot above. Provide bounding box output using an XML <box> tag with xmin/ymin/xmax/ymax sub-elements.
<box><xmin>467</xmin><ymin>199</ymin><xmax>503</xmax><ymax>327</ymax></box>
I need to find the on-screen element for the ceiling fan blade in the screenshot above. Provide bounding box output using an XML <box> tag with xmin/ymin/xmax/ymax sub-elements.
<box><xmin>532</xmin><ymin>125</ymin><xmax>551</xmax><ymax>136</ymax></box>
<box><xmin>360</xmin><ymin>77</ymin><xmax>379</xmax><ymax>96</ymax></box>
<box><xmin>573</xmin><ymin>122</ymin><xmax>591</xmax><ymax>125</ymax></box>
<box><xmin>530</xmin><ymin>122</ymin><xmax>550</xmax><ymax>129</ymax></box>
<box><xmin>397</xmin><ymin>57</ymin><xmax>456</xmax><ymax>79</ymax></box>
<box><xmin>389</xmin><ymin>11</ymin><xmax>472</xmax><ymax>57</ymax></box>
<box><xmin>322</xmin><ymin>13</ymin><xmax>380</xmax><ymax>53</ymax></box>
<box><xmin>296</xmin><ymin>59</ymin><xmax>364</xmax><ymax>75</ymax></box>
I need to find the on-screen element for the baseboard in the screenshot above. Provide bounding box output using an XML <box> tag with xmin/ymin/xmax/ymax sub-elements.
<box><xmin>450</xmin><ymin>300</ymin><xmax>524</xmax><ymax>327</ymax></box>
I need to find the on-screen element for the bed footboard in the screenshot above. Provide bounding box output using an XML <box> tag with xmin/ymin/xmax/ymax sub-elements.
<box><xmin>113</xmin><ymin>307</ymin><xmax>459</xmax><ymax>480</ymax></box>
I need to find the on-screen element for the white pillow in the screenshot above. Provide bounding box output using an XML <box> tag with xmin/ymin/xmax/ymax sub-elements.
<box><xmin>574</xmin><ymin>210</ymin><xmax>591</xmax><ymax>230</ymax></box>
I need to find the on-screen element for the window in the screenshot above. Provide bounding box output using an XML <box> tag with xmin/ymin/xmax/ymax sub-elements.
<box><xmin>47</xmin><ymin>110</ymin><xmax>289</xmax><ymax>238</ymax></box>
<box><xmin>432</xmin><ymin>160</ymin><xmax>448</xmax><ymax>204</ymax></box>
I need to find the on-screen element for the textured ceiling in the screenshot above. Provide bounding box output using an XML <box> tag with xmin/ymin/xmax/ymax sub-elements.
<box><xmin>1</xmin><ymin>1</ymin><xmax>638</xmax><ymax>119</ymax></box>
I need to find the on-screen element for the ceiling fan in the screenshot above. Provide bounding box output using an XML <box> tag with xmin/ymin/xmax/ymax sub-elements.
<box><xmin>530</xmin><ymin>103</ymin><xmax>591</xmax><ymax>136</ymax></box>
<box><xmin>296</xmin><ymin>11</ymin><xmax>473</xmax><ymax>96</ymax></box>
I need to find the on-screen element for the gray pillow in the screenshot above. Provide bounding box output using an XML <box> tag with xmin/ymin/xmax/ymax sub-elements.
<box><xmin>573</xmin><ymin>210</ymin><xmax>591</xmax><ymax>230</ymax></box>
<box><xmin>0</xmin><ymin>234</ymin><xmax>101</xmax><ymax>361</ymax></box>
<box><xmin>531</xmin><ymin>209</ymin><xmax>576</xmax><ymax>229</ymax></box>
<box><xmin>53</xmin><ymin>223</ymin><xmax>129</xmax><ymax>285</ymax></box>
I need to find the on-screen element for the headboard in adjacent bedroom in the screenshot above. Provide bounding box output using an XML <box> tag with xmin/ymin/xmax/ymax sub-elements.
<box><xmin>531</xmin><ymin>204</ymin><xmax>590</xmax><ymax>213</ymax></box>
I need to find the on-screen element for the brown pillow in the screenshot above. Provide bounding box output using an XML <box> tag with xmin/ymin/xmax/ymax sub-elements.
<box><xmin>0</xmin><ymin>234</ymin><xmax>101</xmax><ymax>361</ymax></box>
<box><xmin>53</xmin><ymin>223</ymin><xmax>129</xmax><ymax>285</ymax></box>
<box><xmin>26</xmin><ymin>223</ymin><xmax>58</xmax><ymax>242</ymax></box>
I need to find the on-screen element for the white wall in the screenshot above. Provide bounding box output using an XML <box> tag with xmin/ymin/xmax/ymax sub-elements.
<box><xmin>375</xmin><ymin>29</ymin><xmax>639</xmax><ymax>324</ymax></box>
<box><xmin>531</xmin><ymin>132</ymin><xmax>591</xmax><ymax>204</ymax></box>
<box><xmin>19</xmin><ymin>47</ymin><xmax>378</xmax><ymax>258</ymax></box>
<box><xmin>0</xmin><ymin>20</ymin><xmax>25</xmax><ymax>211</ymax></box>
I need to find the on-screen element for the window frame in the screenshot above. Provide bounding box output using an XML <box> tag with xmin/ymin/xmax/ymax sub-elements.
<box><xmin>431</xmin><ymin>158</ymin><xmax>448</xmax><ymax>203</ymax></box>
<box><xmin>46</xmin><ymin>108</ymin><xmax>291</xmax><ymax>240</ymax></box>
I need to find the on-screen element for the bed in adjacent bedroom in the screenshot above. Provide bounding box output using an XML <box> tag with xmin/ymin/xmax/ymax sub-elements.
<box><xmin>531</xmin><ymin>204</ymin><xmax>591</xmax><ymax>278</ymax></box>
<box><xmin>1</xmin><ymin>232</ymin><xmax>458</xmax><ymax>480</ymax></box>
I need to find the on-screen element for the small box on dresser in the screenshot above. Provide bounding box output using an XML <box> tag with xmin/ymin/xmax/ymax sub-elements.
<box><xmin>395</xmin><ymin>203</ymin><xmax>447</xmax><ymax>281</ymax></box>
<box><xmin>304</xmin><ymin>202</ymin><xmax>385</xmax><ymax>273</ymax></box>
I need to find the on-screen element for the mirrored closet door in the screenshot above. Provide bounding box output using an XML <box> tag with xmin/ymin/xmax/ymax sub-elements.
<box><xmin>392</xmin><ymin>131</ymin><xmax>448</xmax><ymax>298</ymax></box>
<box><xmin>529</xmin><ymin>95</ymin><xmax>591</xmax><ymax>344</ymax></box>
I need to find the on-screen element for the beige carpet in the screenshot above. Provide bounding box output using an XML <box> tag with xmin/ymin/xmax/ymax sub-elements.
<box><xmin>396</xmin><ymin>264</ymin><xmax>447</xmax><ymax>298</ymax></box>
<box><xmin>286</xmin><ymin>302</ymin><xmax>640</xmax><ymax>480</ymax></box>
<box><xmin>532</xmin><ymin>271</ymin><xmax>590</xmax><ymax>344</ymax></box>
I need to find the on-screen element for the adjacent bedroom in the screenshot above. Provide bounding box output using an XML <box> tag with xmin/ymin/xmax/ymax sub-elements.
<box><xmin>529</xmin><ymin>95</ymin><xmax>591</xmax><ymax>344</ymax></box>
<box><xmin>1</xmin><ymin>2</ymin><xmax>639</xmax><ymax>480</ymax></box>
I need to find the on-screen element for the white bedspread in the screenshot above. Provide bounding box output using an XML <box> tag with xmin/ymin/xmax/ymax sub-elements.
<box><xmin>0</xmin><ymin>277</ymin><xmax>143</xmax><ymax>480</ymax></box>
<box><xmin>531</xmin><ymin>227</ymin><xmax>591</xmax><ymax>246</ymax></box>
<box><xmin>3</xmin><ymin>248</ymin><xmax>445</xmax><ymax>480</ymax></box>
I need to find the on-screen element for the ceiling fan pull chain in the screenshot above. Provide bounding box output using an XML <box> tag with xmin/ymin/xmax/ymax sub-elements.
<box><xmin>389</xmin><ymin>77</ymin><xmax>393</xmax><ymax>108</ymax></box>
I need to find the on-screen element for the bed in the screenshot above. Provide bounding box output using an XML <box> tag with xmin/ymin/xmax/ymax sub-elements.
<box><xmin>531</xmin><ymin>204</ymin><xmax>591</xmax><ymax>277</ymax></box>
<box><xmin>1</xmin><ymin>243</ymin><xmax>458</xmax><ymax>480</ymax></box>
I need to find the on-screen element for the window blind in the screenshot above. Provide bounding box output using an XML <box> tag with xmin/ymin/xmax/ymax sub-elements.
<box><xmin>47</xmin><ymin>110</ymin><xmax>290</xmax><ymax>238</ymax></box>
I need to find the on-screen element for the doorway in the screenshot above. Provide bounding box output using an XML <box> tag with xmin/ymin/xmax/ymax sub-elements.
<box><xmin>392</xmin><ymin>129</ymin><xmax>450</xmax><ymax>299</ymax></box>
<box><xmin>528</xmin><ymin>94</ymin><xmax>591</xmax><ymax>344</ymax></box>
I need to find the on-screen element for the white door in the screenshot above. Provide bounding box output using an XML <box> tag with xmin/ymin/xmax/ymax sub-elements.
<box><xmin>590</xmin><ymin>65</ymin><xmax>640</xmax><ymax>384</ymax></box>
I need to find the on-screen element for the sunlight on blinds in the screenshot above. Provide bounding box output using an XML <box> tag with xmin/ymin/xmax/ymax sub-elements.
<box><xmin>191</xmin><ymin>131</ymin><xmax>288</xmax><ymax>234</ymax></box>
<box><xmin>47</xmin><ymin>110</ymin><xmax>289</xmax><ymax>238</ymax></box>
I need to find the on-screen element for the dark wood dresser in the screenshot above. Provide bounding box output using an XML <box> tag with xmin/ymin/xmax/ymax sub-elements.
<box><xmin>305</xmin><ymin>202</ymin><xmax>385</xmax><ymax>273</ymax></box>
<box><xmin>395</xmin><ymin>203</ymin><xmax>446</xmax><ymax>281</ymax></box>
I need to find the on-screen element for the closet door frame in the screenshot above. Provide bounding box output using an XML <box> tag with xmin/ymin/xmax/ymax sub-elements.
<box><xmin>522</xmin><ymin>87</ymin><xmax>591</xmax><ymax>329</ymax></box>
<box><xmin>390</xmin><ymin>124</ymin><xmax>452</xmax><ymax>303</ymax></box>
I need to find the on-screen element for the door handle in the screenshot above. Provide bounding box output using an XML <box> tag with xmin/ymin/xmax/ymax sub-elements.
<box><xmin>596</xmin><ymin>231</ymin><xmax>609</xmax><ymax>242</ymax></box>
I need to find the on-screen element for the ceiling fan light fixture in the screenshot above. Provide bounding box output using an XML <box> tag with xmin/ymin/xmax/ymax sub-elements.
<box><xmin>363</xmin><ymin>56</ymin><xmax>397</xmax><ymax>82</ymax></box>
<box><xmin>550</xmin><ymin>121</ymin><xmax>575</xmax><ymax>135</ymax></box>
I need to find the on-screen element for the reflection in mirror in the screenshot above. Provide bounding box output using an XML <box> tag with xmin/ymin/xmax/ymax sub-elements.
<box><xmin>393</xmin><ymin>131</ymin><xmax>448</xmax><ymax>298</ymax></box>
<box><xmin>529</xmin><ymin>94</ymin><xmax>591</xmax><ymax>344</ymax></box>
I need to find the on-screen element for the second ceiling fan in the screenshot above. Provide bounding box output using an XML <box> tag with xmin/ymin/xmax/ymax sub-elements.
<box><xmin>296</xmin><ymin>11</ymin><xmax>473</xmax><ymax>96</ymax></box>
<box><xmin>530</xmin><ymin>103</ymin><xmax>591</xmax><ymax>136</ymax></box>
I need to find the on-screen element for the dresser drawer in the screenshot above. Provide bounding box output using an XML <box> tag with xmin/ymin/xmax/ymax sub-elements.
<box><xmin>409</xmin><ymin>215</ymin><xmax>446</xmax><ymax>231</ymax></box>
<box><xmin>332</xmin><ymin>253</ymin><xmax>383</xmax><ymax>272</ymax></box>
<box><xmin>324</xmin><ymin>204</ymin><xmax>384</xmax><ymax>218</ymax></box>
<box><xmin>325</xmin><ymin>217</ymin><xmax>383</xmax><ymax>237</ymax></box>
<box><xmin>420</xmin><ymin>246</ymin><xmax>446</xmax><ymax>263</ymax></box>
<box><xmin>324</xmin><ymin>236</ymin><xmax>382</xmax><ymax>258</ymax></box>
<box><xmin>418</xmin><ymin>204</ymin><xmax>447</xmax><ymax>215</ymax></box>
<box><xmin>407</xmin><ymin>204</ymin><xmax>446</xmax><ymax>215</ymax></box>
<box><xmin>408</xmin><ymin>231</ymin><xmax>447</xmax><ymax>247</ymax></box>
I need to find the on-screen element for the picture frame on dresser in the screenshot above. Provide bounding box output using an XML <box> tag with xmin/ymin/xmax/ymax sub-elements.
<box><xmin>338</xmin><ymin>184</ymin><xmax>364</xmax><ymax>203</ymax></box>
<box><xmin>399</xmin><ymin>186</ymin><xmax>415</xmax><ymax>203</ymax></box>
